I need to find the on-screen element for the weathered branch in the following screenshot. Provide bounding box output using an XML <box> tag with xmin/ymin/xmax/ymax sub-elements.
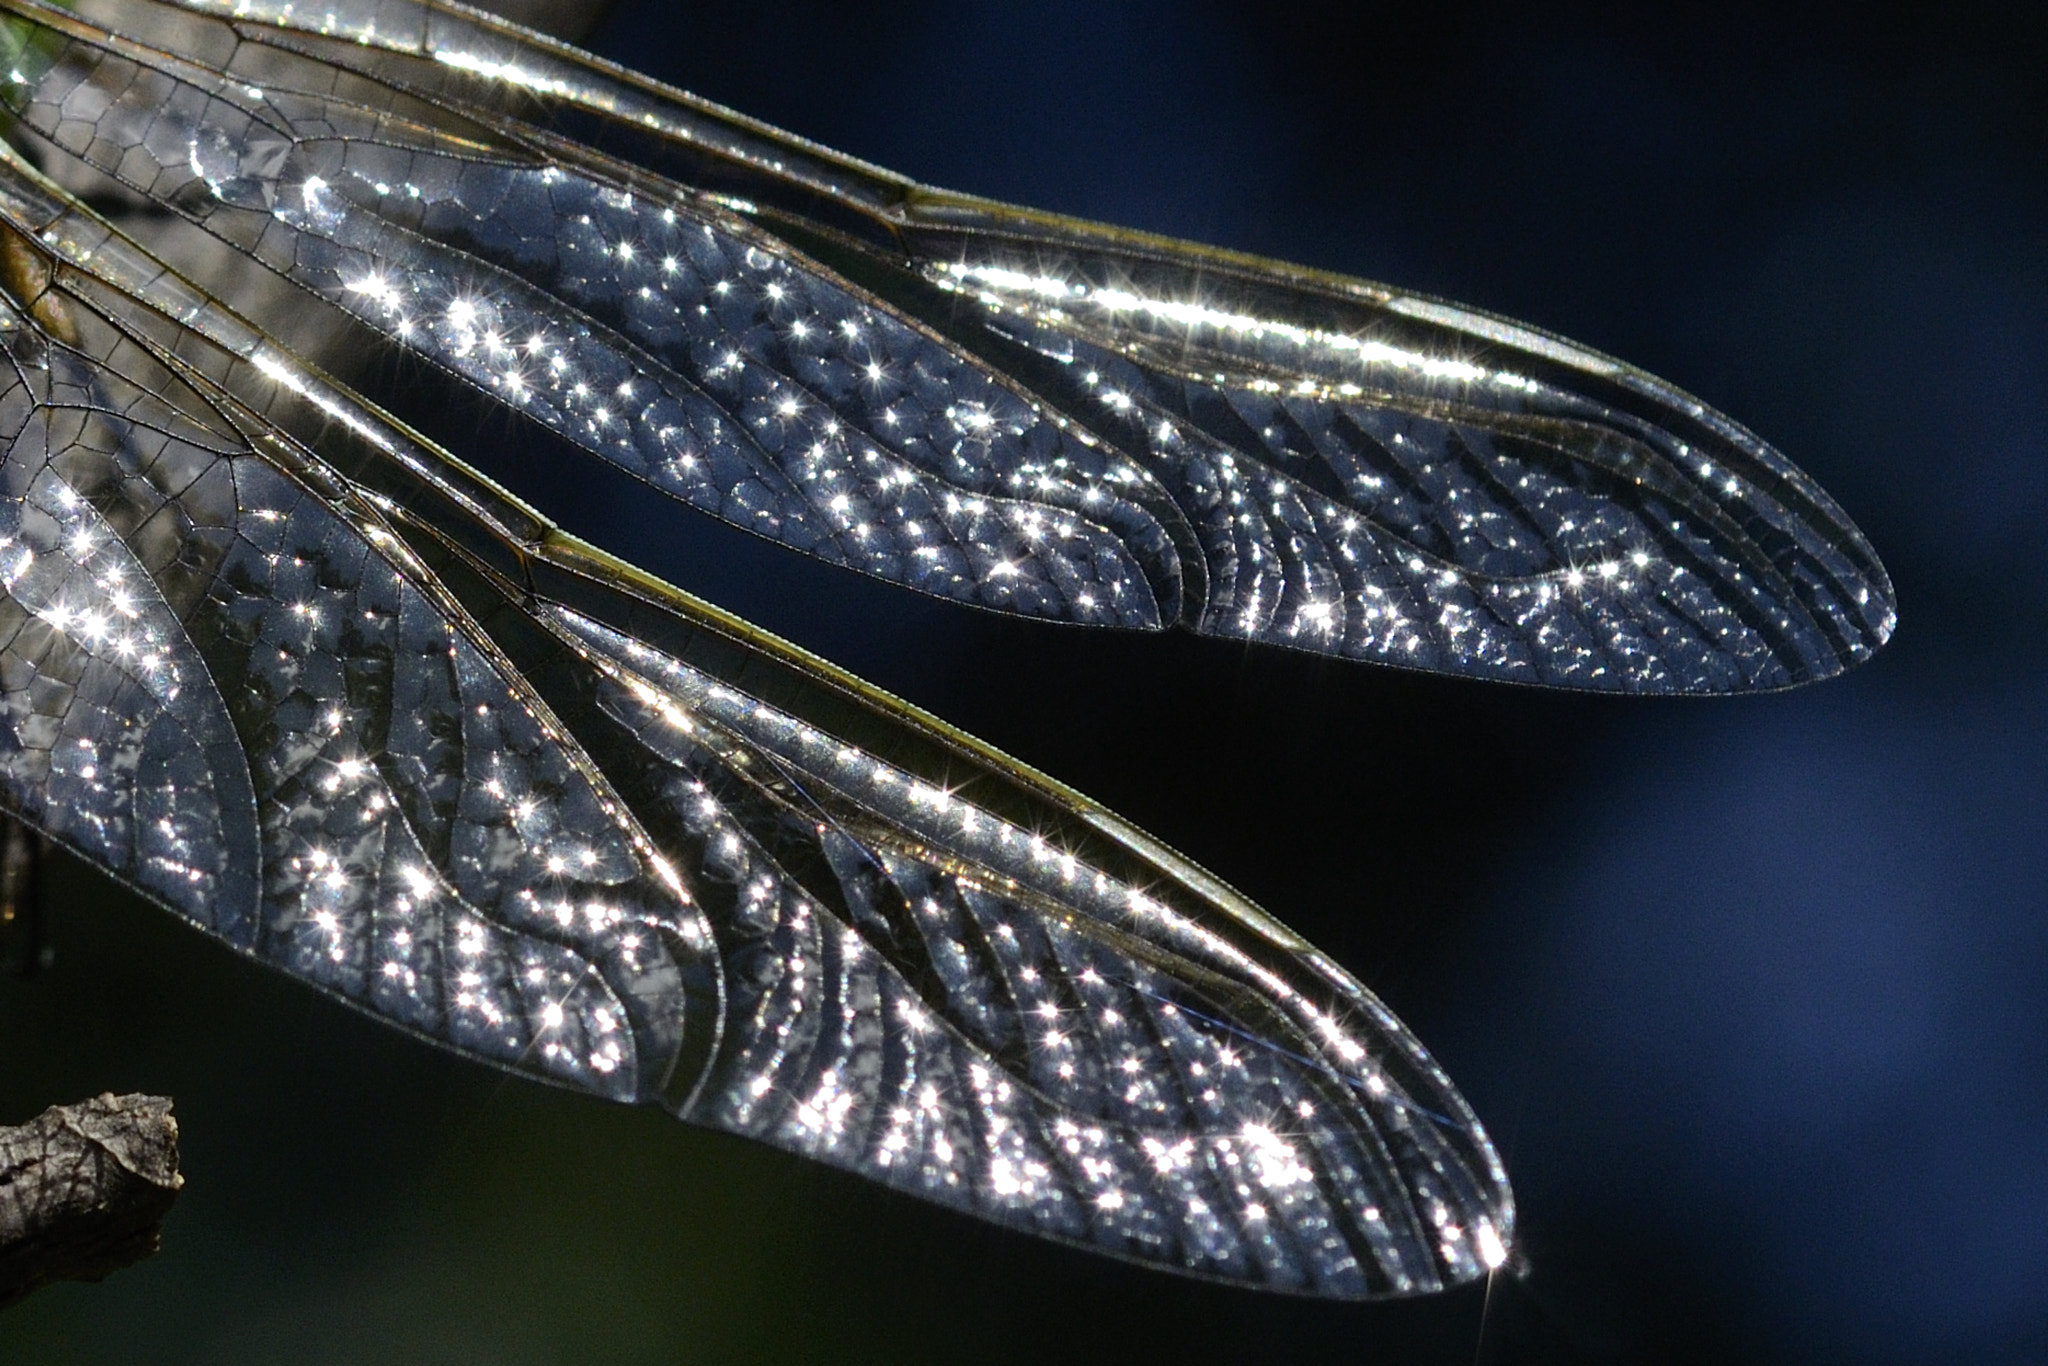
<box><xmin>0</xmin><ymin>1094</ymin><xmax>183</xmax><ymax>1309</ymax></box>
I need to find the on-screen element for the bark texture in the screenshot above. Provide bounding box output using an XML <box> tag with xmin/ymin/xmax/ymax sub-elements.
<box><xmin>0</xmin><ymin>1094</ymin><xmax>182</xmax><ymax>1309</ymax></box>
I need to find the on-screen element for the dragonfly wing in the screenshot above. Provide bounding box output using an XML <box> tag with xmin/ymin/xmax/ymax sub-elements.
<box><xmin>892</xmin><ymin>210</ymin><xmax>1899</xmax><ymax>693</ymax></box>
<box><xmin>525</xmin><ymin>589</ymin><xmax>1510</xmax><ymax>1295</ymax></box>
<box><xmin>0</xmin><ymin>141</ymin><xmax>1512</xmax><ymax>1296</ymax></box>
<box><xmin>0</xmin><ymin>155</ymin><xmax>716</xmax><ymax>1107</ymax></box>
<box><xmin>9</xmin><ymin>0</ymin><xmax>1893</xmax><ymax>691</ymax></box>
<box><xmin>9</xmin><ymin>0</ymin><xmax>1184</xmax><ymax>631</ymax></box>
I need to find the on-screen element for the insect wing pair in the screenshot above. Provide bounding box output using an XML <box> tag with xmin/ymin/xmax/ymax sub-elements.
<box><xmin>0</xmin><ymin>0</ymin><xmax>1891</xmax><ymax>1298</ymax></box>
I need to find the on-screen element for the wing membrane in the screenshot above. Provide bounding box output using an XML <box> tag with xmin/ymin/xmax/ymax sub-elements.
<box><xmin>0</xmin><ymin>138</ymin><xmax>1511</xmax><ymax>1294</ymax></box>
<box><xmin>2</xmin><ymin>0</ymin><xmax>1893</xmax><ymax>692</ymax></box>
<box><xmin>7</xmin><ymin>0</ymin><xmax>1184</xmax><ymax>628</ymax></box>
<box><xmin>0</xmin><ymin>177</ymin><xmax>714</xmax><ymax>1102</ymax></box>
<box><xmin>543</xmin><ymin>602</ymin><xmax>1505</xmax><ymax>1294</ymax></box>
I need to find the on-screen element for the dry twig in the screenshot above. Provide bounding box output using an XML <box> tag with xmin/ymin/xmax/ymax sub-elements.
<box><xmin>0</xmin><ymin>1093</ymin><xmax>183</xmax><ymax>1309</ymax></box>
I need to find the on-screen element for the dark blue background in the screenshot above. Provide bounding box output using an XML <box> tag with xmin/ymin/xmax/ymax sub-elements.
<box><xmin>4</xmin><ymin>2</ymin><xmax>2044</xmax><ymax>1362</ymax></box>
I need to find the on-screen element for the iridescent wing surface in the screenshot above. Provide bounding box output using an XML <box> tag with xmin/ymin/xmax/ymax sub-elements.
<box><xmin>1</xmin><ymin>0</ymin><xmax>1892</xmax><ymax>694</ymax></box>
<box><xmin>0</xmin><ymin>109</ymin><xmax>1510</xmax><ymax>1296</ymax></box>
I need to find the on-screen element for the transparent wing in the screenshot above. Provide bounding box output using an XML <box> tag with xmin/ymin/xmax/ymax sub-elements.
<box><xmin>540</xmin><ymin>598</ymin><xmax>1510</xmax><ymax>1295</ymax></box>
<box><xmin>0</xmin><ymin>139</ymin><xmax>1512</xmax><ymax>1295</ymax></box>
<box><xmin>0</xmin><ymin>0</ymin><xmax>1894</xmax><ymax>693</ymax></box>
<box><xmin>0</xmin><ymin>166</ymin><xmax>714</xmax><ymax>1107</ymax></box>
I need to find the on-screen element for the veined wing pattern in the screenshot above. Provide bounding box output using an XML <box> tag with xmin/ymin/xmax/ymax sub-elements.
<box><xmin>0</xmin><ymin>0</ymin><xmax>1891</xmax><ymax>1298</ymax></box>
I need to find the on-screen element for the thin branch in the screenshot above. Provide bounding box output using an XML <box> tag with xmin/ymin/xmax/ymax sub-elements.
<box><xmin>0</xmin><ymin>1094</ymin><xmax>183</xmax><ymax>1309</ymax></box>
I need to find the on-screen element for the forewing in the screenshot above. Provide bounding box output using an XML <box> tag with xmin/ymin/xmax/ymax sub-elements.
<box><xmin>5</xmin><ymin>0</ymin><xmax>1181</xmax><ymax>630</ymax></box>
<box><xmin>0</xmin><ymin>143</ymin><xmax>1512</xmax><ymax>1295</ymax></box>
<box><xmin>900</xmin><ymin>222</ymin><xmax>1897</xmax><ymax>693</ymax></box>
<box><xmin>5</xmin><ymin>0</ymin><xmax>1893</xmax><ymax>692</ymax></box>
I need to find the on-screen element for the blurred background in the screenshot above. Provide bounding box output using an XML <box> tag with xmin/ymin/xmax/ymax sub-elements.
<box><xmin>4</xmin><ymin>1</ymin><xmax>2045</xmax><ymax>1361</ymax></box>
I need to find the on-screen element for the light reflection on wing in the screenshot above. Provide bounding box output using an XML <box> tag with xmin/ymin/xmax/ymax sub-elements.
<box><xmin>548</xmin><ymin>604</ymin><xmax>1506</xmax><ymax>1294</ymax></box>
<box><xmin>3</xmin><ymin>0</ymin><xmax>1892</xmax><ymax>693</ymax></box>
<box><xmin>0</xmin><ymin>172</ymin><xmax>712</xmax><ymax>1102</ymax></box>
<box><xmin>0</xmin><ymin>126</ymin><xmax>1510</xmax><ymax>1294</ymax></box>
<box><xmin>0</xmin><ymin>0</ymin><xmax>1910</xmax><ymax>1299</ymax></box>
